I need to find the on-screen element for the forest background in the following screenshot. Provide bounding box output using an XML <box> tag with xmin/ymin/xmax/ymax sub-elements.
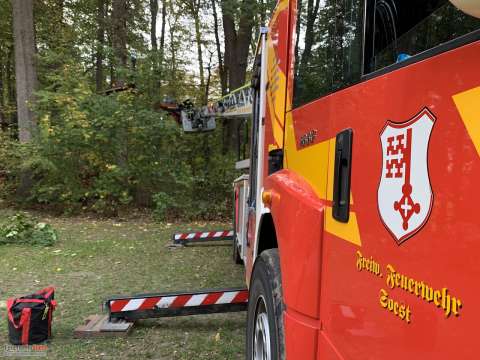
<box><xmin>0</xmin><ymin>0</ymin><xmax>276</xmax><ymax>220</ymax></box>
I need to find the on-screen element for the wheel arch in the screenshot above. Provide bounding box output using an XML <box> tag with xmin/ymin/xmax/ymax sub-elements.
<box><xmin>255</xmin><ymin>213</ymin><xmax>279</xmax><ymax>258</ymax></box>
<box><xmin>259</xmin><ymin>169</ymin><xmax>325</xmax><ymax>320</ymax></box>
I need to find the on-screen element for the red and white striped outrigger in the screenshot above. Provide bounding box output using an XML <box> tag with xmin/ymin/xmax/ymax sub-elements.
<box><xmin>106</xmin><ymin>288</ymin><xmax>248</xmax><ymax>321</ymax></box>
<box><xmin>172</xmin><ymin>230</ymin><xmax>234</xmax><ymax>245</ymax></box>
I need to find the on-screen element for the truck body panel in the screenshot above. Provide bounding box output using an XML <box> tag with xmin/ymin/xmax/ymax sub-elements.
<box><xmin>242</xmin><ymin>0</ymin><xmax>480</xmax><ymax>358</ymax></box>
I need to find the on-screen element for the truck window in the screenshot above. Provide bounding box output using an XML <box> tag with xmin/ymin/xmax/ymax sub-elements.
<box><xmin>293</xmin><ymin>0</ymin><xmax>365</xmax><ymax>108</ymax></box>
<box><xmin>364</xmin><ymin>0</ymin><xmax>480</xmax><ymax>73</ymax></box>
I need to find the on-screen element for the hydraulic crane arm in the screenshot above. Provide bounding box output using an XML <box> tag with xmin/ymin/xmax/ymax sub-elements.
<box><xmin>158</xmin><ymin>85</ymin><xmax>253</xmax><ymax>132</ymax></box>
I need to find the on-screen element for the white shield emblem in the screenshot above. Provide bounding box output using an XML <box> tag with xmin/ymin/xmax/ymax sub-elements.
<box><xmin>378</xmin><ymin>108</ymin><xmax>435</xmax><ymax>244</ymax></box>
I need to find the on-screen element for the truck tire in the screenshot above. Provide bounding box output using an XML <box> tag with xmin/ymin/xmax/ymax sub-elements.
<box><xmin>246</xmin><ymin>249</ymin><xmax>285</xmax><ymax>360</ymax></box>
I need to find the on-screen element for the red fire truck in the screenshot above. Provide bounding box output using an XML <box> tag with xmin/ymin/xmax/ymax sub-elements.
<box><xmin>103</xmin><ymin>0</ymin><xmax>480</xmax><ymax>358</ymax></box>
<box><xmin>232</xmin><ymin>0</ymin><xmax>480</xmax><ymax>358</ymax></box>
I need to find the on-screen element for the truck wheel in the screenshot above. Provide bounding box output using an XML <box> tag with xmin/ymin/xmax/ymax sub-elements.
<box><xmin>246</xmin><ymin>249</ymin><xmax>285</xmax><ymax>360</ymax></box>
<box><xmin>233</xmin><ymin>236</ymin><xmax>243</xmax><ymax>265</ymax></box>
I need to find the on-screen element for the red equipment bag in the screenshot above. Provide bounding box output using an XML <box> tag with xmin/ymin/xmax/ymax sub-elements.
<box><xmin>7</xmin><ymin>287</ymin><xmax>56</xmax><ymax>345</ymax></box>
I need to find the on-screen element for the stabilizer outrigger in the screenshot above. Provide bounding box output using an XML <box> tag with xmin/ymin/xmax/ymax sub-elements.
<box><xmin>106</xmin><ymin>287</ymin><xmax>248</xmax><ymax>321</ymax></box>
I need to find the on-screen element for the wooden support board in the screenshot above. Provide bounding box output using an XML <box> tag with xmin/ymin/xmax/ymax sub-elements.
<box><xmin>74</xmin><ymin>315</ymin><xmax>134</xmax><ymax>338</ymax></box>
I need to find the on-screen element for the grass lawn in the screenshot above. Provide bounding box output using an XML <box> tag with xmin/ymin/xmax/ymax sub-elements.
<box><xmin>0</xmin><ymin>208</ymin><xmax>246</xmax><ymax>359</ymax></box>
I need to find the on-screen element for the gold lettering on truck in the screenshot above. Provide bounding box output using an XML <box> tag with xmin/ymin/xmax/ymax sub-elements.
<box><xmin>379</xmin><ymin>289</ymin><xmax>412</xmax><ymax>323</ymax></box>
<box><xmin>385</xmin><ymin>264</ymin><xmax>462</xmax><ymax>318</ymax></box>
<box><xmin>356</xmin><ymin>251</ymin><xmax>381</xmax><ymax>276</ymax></box>
<box><xmin>353</xmin><ymin>252</ymin><xmax>463</xmax><ymax>323</ymax></box>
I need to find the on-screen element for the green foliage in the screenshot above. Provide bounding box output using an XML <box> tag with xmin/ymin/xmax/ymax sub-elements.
<box><xmin>0</xmin><ymin>0</ymin><xmax>248</xmax><ymax>221</ymax></box>
<box><xmin>0</xmin><ymin>213</ymin><xmax>58</xmax><ymax>246</ymax></box>
<box><xmin>152</xmin><ymin>192</ymin><xmax>173</xmax><ymax>220</ymax></box>
<box><xmin>0</xmin><ymin>60</ymin><xmax>238</xmax><ymax>220</ymax></box>
<box><xmin>0</xmin><ymin>131</ymin><xmax>31</xmax><ymax>199</ymax></box>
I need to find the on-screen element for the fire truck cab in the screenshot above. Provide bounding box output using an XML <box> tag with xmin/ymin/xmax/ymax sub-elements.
<box><xmin>235</xmin><ymin>0</ymin><xmax>480</xmax><ymax>358</ymax></box>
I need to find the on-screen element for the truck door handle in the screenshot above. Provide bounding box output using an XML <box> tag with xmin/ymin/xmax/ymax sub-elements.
<box><xmin>332</xmin><ymin>129</ymin><xmax>353</xmax><ymax>223</ymax></box>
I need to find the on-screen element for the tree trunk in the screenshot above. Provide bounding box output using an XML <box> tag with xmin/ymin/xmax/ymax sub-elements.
<box><xmin>211</xmin><ymin>0</ymin><xmax>226</xmax><ymax>95</ymax></box>
<box><xmin>0</xmin><ymin>51</ymin><xmax>8</xmax><ymax>131</ymax></box>
<box><xmin>0</xmin><ymin>53</ymin><xmax>4</xmax><ymax>130</ymax></box>
<box><xmin>221</xmin><ymin>0</ymin><xmax>254</xmax><ymax>91</ymax></box>
<box><xmin>221</xmin><ymin>0</ymin><xmax>255</xmax><ymax>151</ymax></box>
<box><xmin>182</xmin><ymin>0</ymin><xmax>205</xmax><ymax>101</ymax></box>
<box><xmin>205</xmin><ymin>51</ymin><xmax>213</xmax><ymax>101</ymax></box>
<box><xmin>233</xmin><ymin>29</ymin><xmax>252</xmax><ymax>87</ymax></box>
<box><xmin>96</xmin><ymin>0</ymin><xmax>106</xmax><ymax>92</ymax></box>
<box><xmin>301</xmin><ymin>0</ymin><xmax>321</xmax><ymax>68</ymax></box>
<box><xmin>160</xmin><ymin>0</ymin><xmax>166</xmax><ymax>59</ymax></box>
<box><xmin>7</xmin><ymin>45</ymin><xmax>15</xmax><ymax>127</ymax></box>
<box><xmin>221</xmin><ymin>13</ymin><xmax>235</xmax><ymax>91</ymax></box>
<box><xmin>167</xmin><ymin>3</ymin><xmax>179</xmax><ymax>99</ymax></box>
<box><xmin>294</xmin><ymin>0</ymin><xmax>302</xmax><ymax>74</ymax></box>
<box><xmin>150</xmin><ymin>0</ymin><xmax>158</xmax><ymax>50</ymax></box>
<box><xmin>193</xmin><ymin>3</ymin><xmax>205</xmax><ymax>101</ymax></box>
<box><xmin>111</xmin><ymin>0</ymin><xmax>128</xmax><ymax>86</ymax></box>
<box><xmin>106</xmin><ymin>19</ymin><xmax>115</xmax><ymax>88</ymax></box>
<box><xmin>12</xmin><ymin>0</ymin><xmax>38</xmax><ymax>143</ymax></box>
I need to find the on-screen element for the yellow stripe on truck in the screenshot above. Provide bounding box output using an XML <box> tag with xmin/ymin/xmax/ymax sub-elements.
<box><xmin>284</xmin><ymin>112</ymin><xmax>361</xmax><ymax>246</ymax></box>
<box><xmin>453</xmin><ymin>86</ymin><xmax>480</xmax><ymax>157</ymax></box>
<box><xmin>325</xmin><ymin>137</ymin><xmax>361</xmax><ymax>246</ymax></box>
